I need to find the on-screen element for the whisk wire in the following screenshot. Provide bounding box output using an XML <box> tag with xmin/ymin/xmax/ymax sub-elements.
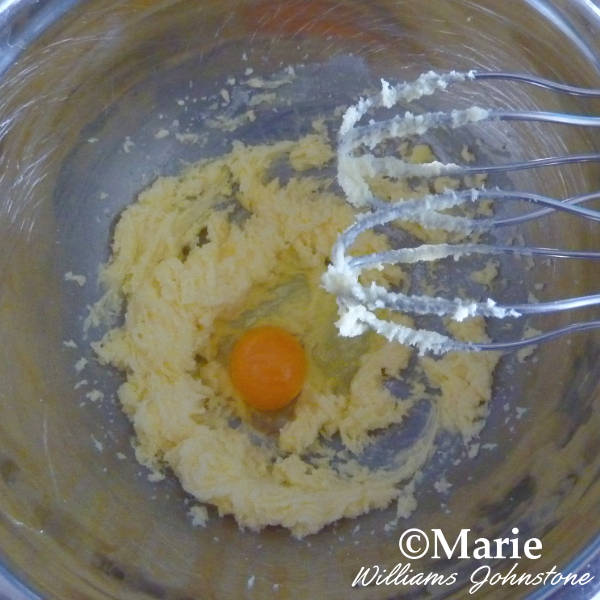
<box><xmin>325</xmin><ymin>70</ymin><xmax>600</xmax><ymax>353</ymax></box>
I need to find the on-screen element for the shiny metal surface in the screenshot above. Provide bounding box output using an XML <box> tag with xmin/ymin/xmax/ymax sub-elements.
<box><xmin>2</xmin><ymin>0</ymin><xmax>600</xmax><ymax>599</ymax></box>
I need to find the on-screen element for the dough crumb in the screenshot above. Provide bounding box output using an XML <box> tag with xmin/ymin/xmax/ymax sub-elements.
<box><xmin>74</xmin><ymin>357</ymin><xmax>88</xmax><ymax>372</ymax></box>
<box><xmin>470</xmin><ymin>260</ymin><xmax>499</xmax><ymax>286</ymax></box>
<box><xmin>461</xmin><ymin>145</ymin><xmax>476</xmax><ymax>162</ymax></box>
<box><xmin>189</xmin><ymin>505</ymin><xmax>209</xmax><ymax>527</ymax></box>
<box><xmin>467</xmin><ymin>443</ymin><xmax>480</xmax><ymax>459</ymax></box>
<box><xmin>517</xmin><ymin>326</ymin><xmax>542</xmax><ymax>362</ymax></box>
<box><xmin>434</xmin><ymin>477</ymin><xmax>452</xmax><ymax>494</ymax></box>
<box><xmin>249</xmin><ymin>92</ymin><xmax>277</xmax><ymax>107</ymax></box>
<box><xmin>175</xmin><ymin>133</ymin><xmax>201</xmax><ymax>145</ymax></box>
<box><xmin>64</xmin><ymin>272</ymin><xmax>87</xmax><ymax>286</ymax></box>
<box><xmin>123</xmin><ymin>136</ymin><xmax>135</xmax><ymax>153</ymax></box>
<box><xmin>147</xmin><ymin>470</ymin><xmax>165</xmax><ymax>482</ymax></box>
<box><xmin>85</xmin><ymin>389</ymin><xmax>104</xmax><ymax>402</ymax></box>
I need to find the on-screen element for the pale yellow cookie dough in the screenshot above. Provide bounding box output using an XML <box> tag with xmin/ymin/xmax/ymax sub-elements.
<box><xmin>90</xmin><ymin>124</ymin><xmax>499</xmax><ymax>537</ymax></box>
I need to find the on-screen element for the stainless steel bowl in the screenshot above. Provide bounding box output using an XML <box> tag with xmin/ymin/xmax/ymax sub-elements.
<box><xmin>2</xmin><ymin>1</ymin><xmax>600</xmax><ymax>598</ymax></box>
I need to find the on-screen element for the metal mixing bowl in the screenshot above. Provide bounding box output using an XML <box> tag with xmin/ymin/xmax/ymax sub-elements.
<box><xmin>2</xmin><ymin>0</ymin><xmax>600</xmax><ymax>598</ymax></box>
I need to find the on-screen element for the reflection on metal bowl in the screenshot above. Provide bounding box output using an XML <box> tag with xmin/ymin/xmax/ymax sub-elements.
<box><xmin>1</xmin><ymin>0</ymin><xmax>600</xmax><ymax>598</ymax></box>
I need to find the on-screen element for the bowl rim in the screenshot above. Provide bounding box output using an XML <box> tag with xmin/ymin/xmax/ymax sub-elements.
<box><xmin>1</xmin><ymin>0</ymin><xmax>600</xmax><ymax>598</ymax></box>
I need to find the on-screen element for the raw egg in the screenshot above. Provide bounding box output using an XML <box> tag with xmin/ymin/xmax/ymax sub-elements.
<box><xmin>229</xmin><ymin>325</ymin><xmax>308</xmax><ymax>411</ymax></box>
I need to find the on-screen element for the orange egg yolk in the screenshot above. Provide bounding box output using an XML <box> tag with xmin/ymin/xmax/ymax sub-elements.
<box><xmin>229</xmin><ymin>325</ymin><xmax>308</xmax><ymax>411</ymax></box>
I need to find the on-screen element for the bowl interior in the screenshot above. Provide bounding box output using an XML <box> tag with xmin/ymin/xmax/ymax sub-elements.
<box><xmin>2</xmin><ymin>0</ymin><xmax>600</xmax><ymax>598</ymax></box>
